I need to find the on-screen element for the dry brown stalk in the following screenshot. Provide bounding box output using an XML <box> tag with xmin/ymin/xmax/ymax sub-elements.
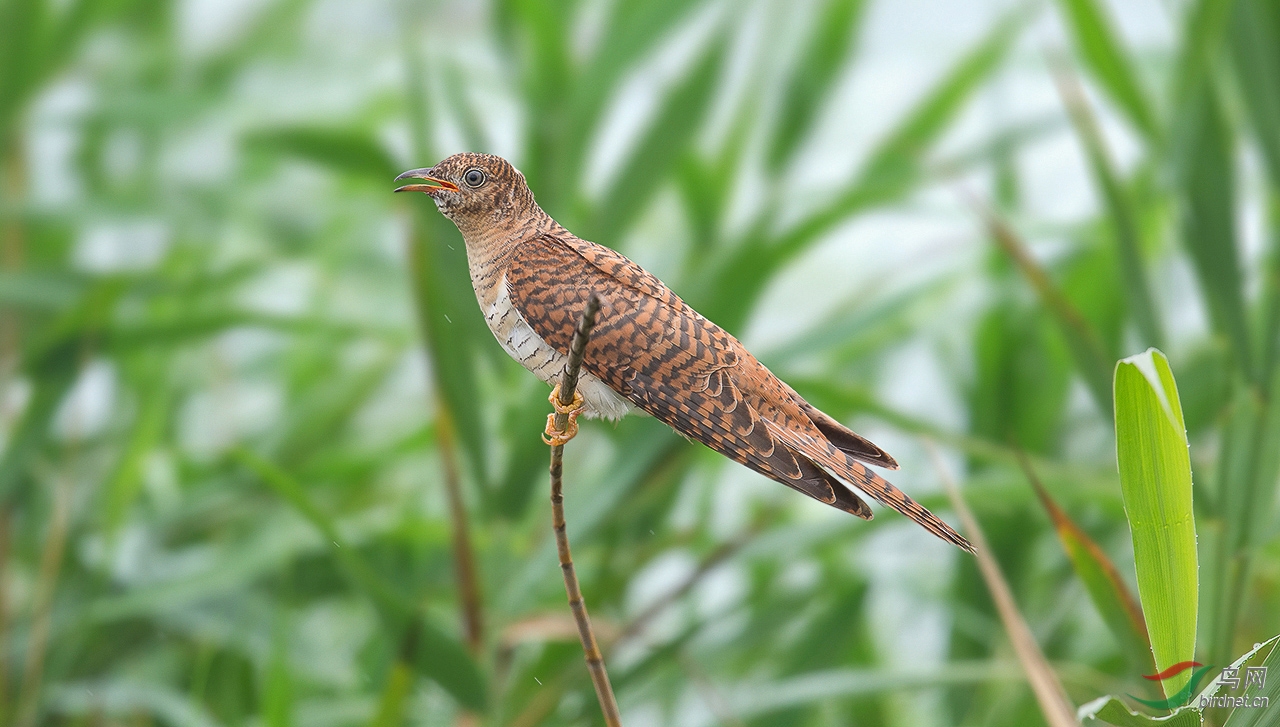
<box><xmin>545</xmin><ymin>294</ymin><xmax>622</xmax><ymax>727</ymax></box>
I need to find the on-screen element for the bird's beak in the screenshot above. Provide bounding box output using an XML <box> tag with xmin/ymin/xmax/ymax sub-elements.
<box><xmin>393</xmin><ymin>167</ymin><xmax>459</xmax><ymax>195</ymax></box>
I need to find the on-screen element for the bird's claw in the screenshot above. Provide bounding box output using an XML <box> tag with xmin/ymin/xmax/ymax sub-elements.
<box><xmin>543</xmin><ymin>412</ymin><xmax>579</xmax><ymax>446</ymax></box>
<box><xmin>543</xmin><ymin>384</ymin><xmax>586</xmax><ymax>446</ymax></box>
<box><xmin>542</xmin><ymin>383</ymin><xmax>586</xmax><ymax>445</ymax></box>
<box><xmin>548</xmin><ymin>385</ymin><xmax>585</xmax><ymax>414</ymax></box>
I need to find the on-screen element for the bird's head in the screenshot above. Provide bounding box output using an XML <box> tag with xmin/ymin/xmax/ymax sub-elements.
<box><xmin>394</xmin><ymin>153</ymin><xmax>537</xmax><ymax>230</ymax></box>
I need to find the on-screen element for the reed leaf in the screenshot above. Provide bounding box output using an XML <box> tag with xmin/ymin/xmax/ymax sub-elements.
<box><xmin>1113</xmin><ymin>349</ymin><xmax>1198</xmax><ymax>696</ymax></box>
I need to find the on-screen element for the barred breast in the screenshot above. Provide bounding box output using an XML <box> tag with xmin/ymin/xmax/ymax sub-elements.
<box><xmin>482</xmin><ymin>273</ymin><xmax>633</xmax><ymax>421</ymax></box>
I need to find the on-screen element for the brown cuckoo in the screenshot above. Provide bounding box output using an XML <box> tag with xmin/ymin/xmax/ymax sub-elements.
<box><xmin>395</xmin><ymin>153</ymin><xmax>973</xmax><ymax>554</ymax></box>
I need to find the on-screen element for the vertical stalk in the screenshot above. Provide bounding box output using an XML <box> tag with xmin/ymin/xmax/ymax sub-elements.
<box><xmin>1</xmin><ymin>125</ymin><xmax>26</xmax><ymax>727</ymax></box>
<box><xmin>926</xmin><ymin>441</ymin><xmax>1077</xmax><ymax>727</ymax></box>
<box><xmin>1257</xmin><ymin>192</ymin><xmax>1280</xmax><ymax>394</ymax></box>
<box><xmin>436</xmin><ymin>407</ymin><xmax>484</xmax><ymax>652</ymax></box>
<box><xmin>14</xmin><ymin>478</ymin><xmax>72</xmax><ymax>727</ymax></box>
<box><xmin>0</xmin><ymin>128</ymin><xmax>23</xmax><ymax>385</ymax></box>
<box><xmin>0</xmin><ymin>507</ymin><xmax>10</xmax><ymax>724</ymax></box>
<box><xmin>545</xmin><ymin>295</ymin><xmax>621</xmax><ymax>727</ymax></box>
<box><xmin>1051</xmin><ymin>62</ymin><xmax>1164</xmax><ymax>352</ymax></box>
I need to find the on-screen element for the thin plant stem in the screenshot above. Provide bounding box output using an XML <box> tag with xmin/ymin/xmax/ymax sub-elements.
<box><xmin>437</xmin><ymin>407</ymin><xmax>484</xmax><ymax>653</ymax></box>
<box><xmin>436</xmin><ymin>411</ymin><xmax>483</xmax><ymax>727</ymax></box>
<box><xmin>0</xmin><ymin>507</ymin><xmax>10</xmax><ymax>723</ymax></box>
<box><xmin>615</xmin><ymin>516</ymin><xmax>766</xmax><ymax>644</ymax></box>
<box><xmin>546</xmin><ymin>294</ymin><xmax>622</xmax><ymax>727</ymax></box>
<box><xmin>14</xmin><ymin>477</ymin><xmax>72</xmax><ymax>727</ymax></box>
<box><xmin>1</xmin><ymin>128</ymin><xmax>25</xmax><ymax>386</ymax></box>
<box><xmin>924</xmin><ymin>439</ymin><xmax>1077</xmax><ymax>727</ymax></box>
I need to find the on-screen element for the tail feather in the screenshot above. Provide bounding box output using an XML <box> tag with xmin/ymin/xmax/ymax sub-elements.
<box><xmin>788</xmin><ymin>440</ymin><xmax>967</xmax><ymax>552</ymax></box>
<box><xmin>804</xmin><ymin>405</ymin><xmax>900</xmax><ymax>470</ymax></box>
<box><xmin>788</xmin><ymin>450</ymin><xmax>874</xmax><ymax>519</ymax></box>
<box><xmin>753</xmin><ymin>442</ymin><xmax>874</xmax><ymax>520</ymax></box>
<box><xmin>825</xmin><ymin>454</ymin><xmax>975</xmax><ymax>554</ymax></box>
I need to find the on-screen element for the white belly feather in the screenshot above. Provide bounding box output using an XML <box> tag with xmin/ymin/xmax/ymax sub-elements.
<box><xmin>484</xmin><ymin>275</ymin><xmax>634</xmax><ymax>421</ymax></box>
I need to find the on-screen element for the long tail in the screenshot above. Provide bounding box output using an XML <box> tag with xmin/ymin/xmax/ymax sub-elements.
<box><xmin>824</xmin><ymin>453</ymin><xmax>975</xmax><ymax>553</ymax></box>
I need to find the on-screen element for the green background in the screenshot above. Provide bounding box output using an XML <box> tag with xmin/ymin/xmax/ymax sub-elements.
<box><xmin>1</xmin><ymin>0</ymin><xmax>1278</xmax><ymax>725</ymax></box>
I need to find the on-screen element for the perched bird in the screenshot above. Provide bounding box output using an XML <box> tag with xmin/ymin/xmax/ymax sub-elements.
<box><xmin>396</xmin><ymin>153</ymin><xmax>973</xmax><ymax>554</ymax></box>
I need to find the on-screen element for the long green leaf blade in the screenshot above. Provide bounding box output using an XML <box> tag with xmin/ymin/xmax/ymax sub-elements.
<box><xmin>1177</xmin><ymin>90</ymin><xmax>1252</xmax><ymax>382</ymax></box>
<box><xmin>1023</xmin><ymin>455</ymin><xmax>1155</xmax><ymax>676</ymax></box>
<box><xmin>1114</xmin><ymin>349</ymin><xmax>1198</xmax><ymax>696</ymax></box>
<box><xmin>587</xmin><ymin>34</ymin><xmax>727</xmax><ymax>242</ymax></box>
<box><xmin>1221</xmin><ymin>634</ymin><xmax>1280</xmax><ymax>726</ymax></box>
<box><xmin>1054</xmin><ymin>67</ymin><xmax>1164</xmax><ymax>350</ymax></box>
<box><xmin>1055</xmin><ymin>0</ymin><xmax>1157</xmax><ymax>139</ymax></box>
<box><xmin>1229</xmin><ymin>0</ymin><xmax>1280</xmax><ymax>188</ymax></box>
<box><xmin>701</xmin><ymin>14</ymin><xmax>1019</xmax><ymax>331</ymax></box>
<box><xmin>984</xmin><ymin>205</ymin><xmax>1115</xmax><ymax>414</ymax></box>
<box><xmin>767</xmin><ymin>0</ymin><xmax>865</xmax><ymax>170</ymax></box>
<box><xmin>236</xmin><ymin>450</ymin><xmax>488</xmax><ymax>710</ymax></box>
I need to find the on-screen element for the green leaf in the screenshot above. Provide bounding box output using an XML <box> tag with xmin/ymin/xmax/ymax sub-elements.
<box><xmin>103</xmin><ymin>373</ymin><xmax>169</xmax><ymax>534</ymax></box>
<box><xmin>263</xmin><ymin>617</ymin><xmax>293</xmax><ymax>727</ymax></box>
<box><xmin>1054</xmin><ymin>0</ymin><xmax>1157</xmax><ymax>139</ymax></box>
<box><xmin>1260</xmin><ymin>192</ymin><xmax>1280</xmax><ymax>392</ymax></box>
<box><xmin>395</xmin><ymin>19</ymin><xmax>493</xmax><ymax>491</ymax></box>
<box><xmin>1221</xmin><ymin>634</ymin><xmax>1280</xmax><ymax>726</ymax></box>
<box><xmin>1055</xmin><ymin>69</ymin><xmax>1164</xmax><ymax>350</ymax></box>
<box><xmin>491</xmin><ymin>381</ymin><xmax>557</xmax><ymax>519</ymax></box>
<box><xmin>0</xmin><ymin>363</ymin><xmax>76</xmax><ymax>503</ymax></box>
<box><xmin>0</xmin><ymin>270</ymin><xmax>85</xmax><ymax>311</ymax></box>
<box><xmin>1170</xmin><ymin>0</ymin><xmax>1234</xmax><ymax>115</ymax></box>
<box><xmin>1113</xmin><ymin>349</ymin><xmax>1198</xmax><ymax>695</ymax></box>
<box><xmin>1077</xmin><ymin>696</ymin><xmax>1200</xmax><ymax>726</ymax></box>
<box><xmin>1023</xmin><ymin>456</ymin><xmax>1155</xmax><ymax>676</ymax></box>
<box><xmin>367</xmin><ymin>661</ymin><xmax>415</xmax><ymax>727</ymax></box>
<box><xmin>497</xmin><ymin>0</ymin><xmax>573</xmax><ymax>203</ymax></box>
<box><xmin>851</xmin><ymin>12</ymin><xmax>1020</xmax><ymax>198</ymax></box>
<box><xmin>1082</xmin><ymin>634</ymin><xmax>1280</xmax><ymax>726</ymax></box>
<box><xmin>1177</xmin><ymin>89</ymin><xmax>1252</xmax><ymax>382</ymax></box>
<box><xmin>587</xmin><ymin>33</ymin><xmax>727</xmax><ymax>242</ymax></box>
<box><xmin>1201</xmin><ymin>373</ymin><xmax>1280</xmax><ymax>666</ymax></box>
<box><xmin>696</xmin><ymin>662</ymin><xmax>1030</xmax><ymax>722</ymax></box>
<box><xmin>984</xmin><ymin>207</ymin><xmax>1115</xmax><ymax>415</ymax></box>
<box><xmin>935</xmin><ymin>449</ymin><xmax>1079</xmax><ymax>727</ymax></box>
<box><xmin>766</xmin><ymin>0</ymin><xmax>866</xmax><ymax>170</ymax></box>
<box><xmin>271</xmin><ymin>355</ymin><xmax>396</xmax><ymax>465</ymax></box>
<box><xmin>700</xmin><ymin>13</ymin><xmax>1019</xmax><ymax>331</ymax></box>
<box><xmin>969</xmin><ymin>299</ymin><xmax>1074</xmax><ymax>454</ymax></box>
<box><xmin>500</xmin><ymin>421</ymin><xmax>686</xmax><ymax>612</ymax></box>
<box><xmin>406</xmin><ymin>211</ymin><xmax>491</xmax><ymax>489</ymax></box>
<box><xmin>442</xmin><ymin>62</ymin><xmax>489</xmax><ymax>152</ymax></box>
<box><xmin>559</xmin><ymin>0</ymin><xmax>715</xmax><ymax>186</ymax></box>
<box><xmin>244</xmin><ymin>126</ymin><xmax>399</xmax><ymax>183</ymax></box>
<box><xmin>198</xmin><ymin>0</ymin><xmax>313</xmax><ymax>91</ymax></box>
<box><xmin>235</xmin><ymin>450</ymin><xmax>488</xmax><ymax>710</ymax></box>
<box><xmin>1229</xmin><ymin>0</ymin><xmax>1280</xmax><ymax>189</ymax></box>
<box><xmin>1213</xmin><ymin>380</ymin><xmax>1280</xmax><ymax>554</ymax></box>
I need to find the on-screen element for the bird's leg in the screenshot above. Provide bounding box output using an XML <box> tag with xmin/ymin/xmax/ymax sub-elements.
<box><xmin>543</xmin><ymin>384</ymin><xmax>586</xmax><ymax>446</ymax></box>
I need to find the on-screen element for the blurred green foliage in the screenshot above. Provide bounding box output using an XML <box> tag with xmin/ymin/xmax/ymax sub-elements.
<box><xmin>0</xmin><ymin>0</ymin><xmax>1278</xmax><ymax>725</ymax></box>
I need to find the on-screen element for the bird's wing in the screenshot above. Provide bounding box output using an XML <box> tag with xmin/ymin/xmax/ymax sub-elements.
<box><xmin>505</xmin><ymin>234</ymin><xmax>872</xmax><ymax>518</ymax></box>
<box><xmin>506</xmin><ymin>233</ymin><xmax>973</xmax><ymax>552</ymax></box>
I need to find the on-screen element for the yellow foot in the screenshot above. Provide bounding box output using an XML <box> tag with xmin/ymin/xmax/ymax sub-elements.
<box><xmin>543</xmin><ymin>384</ymin><xmax>586</xmax><ymax>446</ymax></box>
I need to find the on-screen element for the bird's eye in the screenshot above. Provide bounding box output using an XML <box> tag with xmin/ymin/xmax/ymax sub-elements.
<box><xmin>463</xmin><ymin>168</ymin><xmax>486</xmax><ymax>187</ymax></box>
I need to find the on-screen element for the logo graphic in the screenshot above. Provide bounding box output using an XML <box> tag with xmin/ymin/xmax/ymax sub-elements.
<box><xmin>1129</xmin><ymin>661</ymin><xmax>1214</xmax><ymax>710</ymax></box>
<box><xmin>1128</xmin><ymin>661</ymin><xmax>1270</xmax><ymax>711</ymax></box>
